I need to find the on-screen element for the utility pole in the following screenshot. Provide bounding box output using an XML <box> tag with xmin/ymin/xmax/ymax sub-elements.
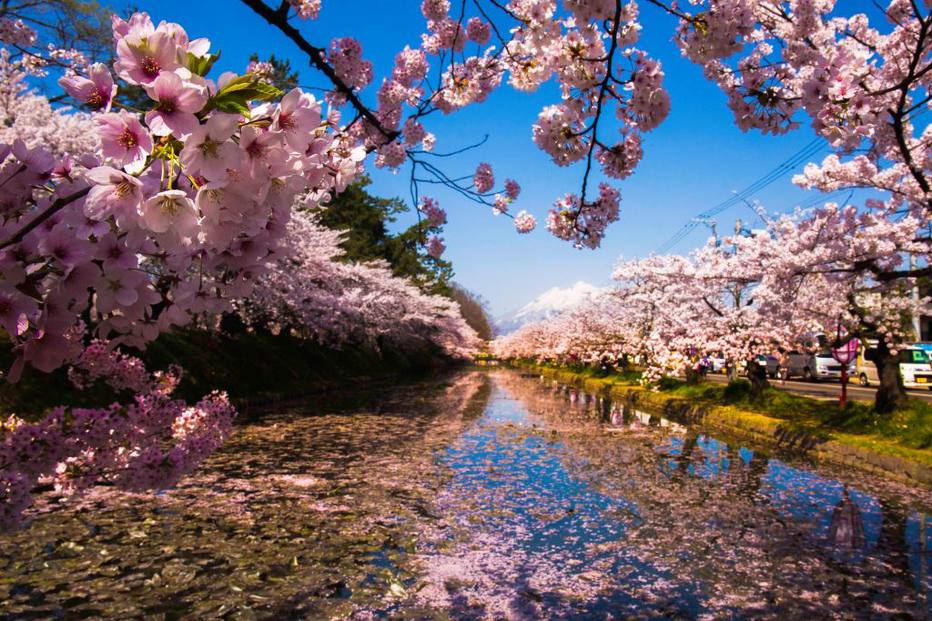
<box><xmin>911</xmin><ymin>252</ymin><xmax>922</xmax><ymax>341</ymax></box>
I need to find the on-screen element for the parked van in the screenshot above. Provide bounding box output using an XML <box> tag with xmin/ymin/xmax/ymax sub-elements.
<box><xmin>735</xmin><ymin>355</ymin><xmax>780</xmax><ymax>378</ymax></box>
<box><xmin>856</xmin><ymin>346</ymin><xmax>932</xmax><ymax>389</ymax></box>
<box><xmin>779</xmin><ymin>350</ymin><xmax>855</xmax><ymax>382</ymax></box>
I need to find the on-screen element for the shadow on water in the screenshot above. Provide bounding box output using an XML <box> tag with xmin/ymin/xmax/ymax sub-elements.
<box><xmin>2</xmin><ymin>369</ymin><xmax>932</xmax><ymax>620</ymax></box>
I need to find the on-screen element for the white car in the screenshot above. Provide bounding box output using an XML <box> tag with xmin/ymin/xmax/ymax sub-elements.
<box><xmin>856</xmin><ymin>347</ymin><xmax>932</xmax><ymax>389</ymax></box>
<box><xmin>780</xmin><ymin>351</ymin><xmax>855</xmax><ymax>382</ymax></box>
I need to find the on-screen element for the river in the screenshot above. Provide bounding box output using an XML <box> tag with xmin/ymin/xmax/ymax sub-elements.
<box><xmin>2</xmin><ymin>369</ymin><xmax>931</xmax><ymax>619</ymax></box>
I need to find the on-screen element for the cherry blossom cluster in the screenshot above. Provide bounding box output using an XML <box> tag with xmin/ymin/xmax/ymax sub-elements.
<box><xmin>0</xmin><ymin>17</ymin><xmax>36</xmax><ymax>47</ymax></box>
<box><xmin>0</xmin><ymin>12</ymin><xmax>372</xmax><ymax>381</ymax></box>
<box><xmin>1</xmin><ymin>345</ymin><xmax>235</xmax><ymax>531</ymax></box>
<box><xmin>0</xmin><ymin>9</ymin><xmax>89</xmax><ymax>79</ymax></box>
<box><xmin>419</xmin><ymin>197</ymin><xmax>447</xmax><ymax>226</ymax></box>
<box><xmin>0</xmin><ymin>55</ymin><xmax>99</xmax><ymax>156</ymax></box>
<box><xmin>329</xmin><ymin>37</ymin><xmax>373</xmax><ymax>96</ymax></box>
<box><xmin>659</xmin><ymin>0</ymin><xmax>932</xmax><ymax>215</ymax></box>
<box><xmin>246</xmin><ymin>59</ymin><xmax>275</xmax><ymax>80</ymax></box>
<box><xmin>239</xmin><ymin>0</ymin><xmax>671</xmax><ymax>248</ymax></box>
<box><xmin>513</xmin><ymin>210</ymin><xmax>537</xmax><ymax>234</ymax></box>
<box><xmin>497</xmin><ymin>199</ymin><xmax>931</xmax><ymax>384</ymax></box>
<box><xmin>66</xmin><ymin>339</ymin><xmax>182</xmax><ymax>395</ymax></box>
<box><xmin>545</xmin><ymin>184</ymin><xmax>620</xmax><ymax>248</ymax></box>
<box><xmin>235</xmin><ymin>209</ymin><xmax>480</xmax><ymax>358</ymax></box>
<box><xmin>289</xmin><ymin>0</ymin><xmax>322</xmax><ymax>20</ymax></box>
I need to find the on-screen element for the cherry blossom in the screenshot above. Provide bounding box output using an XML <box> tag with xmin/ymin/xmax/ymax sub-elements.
<box><xmin>143</xmin><ymin>71</ymin><xmax>209</xmax><ymax>138</ymax></box>
<box><xmin>97</xmin><ymin>110</ymin><xmax>153</xmax><ymax>172</ymax></box>
<box><xmin>57</xmin><ymin>63</ymin><xmax>116</xmax><ymax>111</ymax></box>
<box><xmin>514</xmin><ymin>210</ymin><xmax>537</xmax><ymax>234</ymax></box>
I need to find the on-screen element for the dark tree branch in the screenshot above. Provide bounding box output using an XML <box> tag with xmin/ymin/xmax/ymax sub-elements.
<box><xmin>0</xmin><ymin>186</ymin><xmax>91</xmax><ymax>250</ymax></box>
<box><xmin>239</xmin><ymin>0</ymin><xmax>399</xmax><ymax>144</ymax></box>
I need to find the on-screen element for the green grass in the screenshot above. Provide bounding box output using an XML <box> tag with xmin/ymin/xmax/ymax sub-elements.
<box><xmin>661</xmin><ymin>378</ymin><xmax>932</xmax><ymax>450</ymax></box>
<box><xmin>516</xmin><ymin>360</ymin><xmax>932</xmax><ymax>452</ymax></box>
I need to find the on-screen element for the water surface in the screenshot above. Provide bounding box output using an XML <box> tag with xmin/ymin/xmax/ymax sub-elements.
<box><xmin>1</xmin><ymin>370</ymin><xmax>930</xmax><ymax>619</ymax></box>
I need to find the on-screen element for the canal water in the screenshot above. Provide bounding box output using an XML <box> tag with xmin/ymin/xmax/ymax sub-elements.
<box><xmin>2</xmin><ymin>369</ymin><xmax>931</xmax><ymax>619</ymax></box>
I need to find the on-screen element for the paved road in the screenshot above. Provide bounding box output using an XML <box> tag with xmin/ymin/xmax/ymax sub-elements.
<box><xmin>704</xmin><ymin>372</ymin><xmax>932</xmax><ymax>403</ymax></box>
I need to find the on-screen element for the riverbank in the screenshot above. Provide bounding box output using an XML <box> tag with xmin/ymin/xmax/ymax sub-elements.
<box><xmin>512</xmin><ymin>360</ymin><xmax>932</xmax><ymax>488</ymax></box>
<box><xmin>0</xmin><ymin>329</ymin><xmax>460</xmax><ymax>420</ymax></box>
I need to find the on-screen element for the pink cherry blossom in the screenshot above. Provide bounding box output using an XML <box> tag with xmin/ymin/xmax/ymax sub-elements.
<box><xmin>84</xmin><ymin>166</ymin><xmax>144</xmax><ymax>220</ymax></box>
<box><xmin>114</xmin><ymin>27</ymin><xmax>180</xmax><ymax>85</ymax></box>
<box><xmin>273</xmin><ymin>88</ymin><xmax>322</xmax><ymax>151</ymax></box>
<box><xmin>466</xmin><ymin>18</ymin><xmax>491</xmax><ymax>45</ymax></box>
<box><xmin>420</xmin><ymin>197</ymin><xmax>447</xmax><ymax>227</ymax></box>
<box><xmin>144</xmin><ymin>72</ymin><xmax>208</xmax><ymax>138</ymax></box>
<box><xmin>427</xmin><ymin>235</ymin><xmax>445</xmax><ymax>258</ymax></box>
<box><xmin>57</xmin><ymin>63</ymin><xmax>116</xmax><ymax>110</ymax></box>
<box><xmin>142</xmin><ymin>189</ymin><xmax>198</xmax><ymax>236</ymax></box>
<box><xmin>289</xmin><ymin>0</ymin><xmax>321</xmax><ymax>19</ymax></box>
<box><xmin>97</xmin><ymin>110</ymin><xmax>152</xmax><ymax>171</ymax></box>
<box><xmin>179</xmin><ymin>114</ymin><xmax>241</xmax><ymax>181</ymax></box>
<box><xmin>514</xmin><ymin>210</ymin><xmax>536</xmax><ymax>234</ymax></box>
<box><xmin>473</xmin><ymin>162</ymin><xmax>494</xmax><ymax>193</ymax></box>
<box><xmin>505</xmin><ymin>179</ymin><xmax>521</xmax><ymax>200</ymax></box>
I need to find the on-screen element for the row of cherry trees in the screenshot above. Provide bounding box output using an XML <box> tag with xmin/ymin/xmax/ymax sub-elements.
<box><xmin>235</xmin><ymin>207</ymin><xmax>480</xmax><ymax>357</ymax></box>
<box><xmin>494</xmin><ymin>200</ymin><xmax>929</xmax><ymax>410</ymax></box>
<box><xmin>1</xmin><ymin>0</ymin><xmax>932</xmax><ymax>525</ymax></box>
<box><xmin>489</xmin><ymin>0</ymin><xmax>932</xmax><ymax>415</ymax></box>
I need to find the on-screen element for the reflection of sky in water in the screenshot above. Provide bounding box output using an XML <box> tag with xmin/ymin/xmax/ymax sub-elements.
<box><xmin>439</xmin><ymin>387</ymin><xmax>637</xmax><ymax>552</ymax></box>
<box><xmin>662</xmin><ymin>431</ymin><xmax>929</xmax><ymax>564</ymax></box>
<box><xmin>435</xmin><ymin>386</ymin><xmax>707</xmax><ymax>615</ymax></box>
<box><xmin>426</xmin><ymin>377</ymin><xmax>932</xmax><ymax>617</ymax></box>
<box><xmin>660</xmin><ymin>421</ymin><xmax>932</xmax><ymax>608</ymax></box>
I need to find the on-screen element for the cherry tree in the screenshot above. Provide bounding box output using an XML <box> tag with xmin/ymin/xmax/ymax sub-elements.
<box><xmin>496</xmin><ymin>203</ymin><xmax>930</xmax><ymax>409</ymax></box>
<box><xmin>4</xmin><ymin>0</ymin><xmax>932</xmax><ymax>529</ymax></box>
<box><xmin>236</xmin><ymin>207</ymin><xmax>480</xmax><ymax>357</ymax></box>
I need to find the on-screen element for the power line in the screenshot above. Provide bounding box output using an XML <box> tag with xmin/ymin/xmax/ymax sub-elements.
<box><xmin>656</xmin><ymin>138</ymin><xmax>826</xmax><ymax>253</ymax></box>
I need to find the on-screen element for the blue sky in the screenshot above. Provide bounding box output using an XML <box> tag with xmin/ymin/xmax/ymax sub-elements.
<box><xmin>119</xmin><ymin>0</ymin><xmax>840</xmax><ymax>314</ymax></box>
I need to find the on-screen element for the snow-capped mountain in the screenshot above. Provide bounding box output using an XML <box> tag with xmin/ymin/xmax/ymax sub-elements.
<box><xmin>495</xmin><ymin>281</ymin><xmax>606</xmax><ymax>335</ymax></box>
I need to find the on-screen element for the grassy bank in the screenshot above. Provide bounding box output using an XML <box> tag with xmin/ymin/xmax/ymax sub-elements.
<box><xmin>0</xmin><ymin>329</ymin><xmax>457</xmax><ymax>419</ymax></box>
<box><xmin>515</xmin><ymin>360</ymin><xmax>932</xmax><ymax>479</ymax></box>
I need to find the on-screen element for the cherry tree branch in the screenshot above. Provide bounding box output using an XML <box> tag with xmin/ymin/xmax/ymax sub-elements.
<box><xmin>0</xmin><ymin>186</ymin><xmax>90</xmax><ymax>250</ymax></box>
<box><xmin>239</xmin><ymin>0</ymin><xmax>399</xmax><ymax>144</ymax></box>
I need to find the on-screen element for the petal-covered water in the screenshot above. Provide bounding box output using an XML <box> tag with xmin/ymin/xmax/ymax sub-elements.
<box><xmin>1</xmin><ymin>370</ymin><xmax>930</xmax><ymax>619</ymax></box>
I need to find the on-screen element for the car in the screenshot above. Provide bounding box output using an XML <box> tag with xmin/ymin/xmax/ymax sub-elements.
<box><xmin>856</xmin><ymin>346</ymin><xmax>932</xmax><ymax>389</ymax></box>
<box><xmin>737</xmin><ymin>355</ymin><xmax>780</xmax><ymax>378</ymax></box>
<box><xmin>709</xmin><ymin>356</ymin><xmax>727</xmax><ymax>373</ymax></box>
<box><xmin>756</xmin><ymin>354</ymin><xmax>780</xmax><ymax>378</ymax></box>
<box><xmin>779</xmin><ymin>350</ymin><xmax>855</xmax><ymax>382</ymax></box>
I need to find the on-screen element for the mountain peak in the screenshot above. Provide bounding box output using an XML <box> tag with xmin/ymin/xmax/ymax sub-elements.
<box><xmin>496</xmin><ymin>281</ymin><xmax>606</xmax><ymax>334</ymax></box>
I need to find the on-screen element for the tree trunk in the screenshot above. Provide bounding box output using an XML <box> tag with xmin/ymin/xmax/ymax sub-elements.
<box><xmin>874</xmin><ymin>340</ymin><xmax>907</xmax><ymax>414</ymax></box>
<box><xmin>674</xmin><ymin>430</ymin><xmax>699</xmax><ymax>479</ymax></box>
<box><xmin>685</xmin><ymin>365</ymin><xmax>703</xmax><ymax>385</ymax></box>
<box><xmin>747</xmin><ymin>359</ymin><xmax>769</xmax><ymax>400</ymax></box>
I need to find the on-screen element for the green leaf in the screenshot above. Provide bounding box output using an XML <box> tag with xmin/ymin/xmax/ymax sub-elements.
<box><xmin>214</xmin><ymin>75</ymin><xmax>282</xmax><ymax>101</ymax></box>
<box><xmin>188</xmin><ymin>51</ymin><xmax>221</xmax><ymax>77</ymax></box>
<box><xmin>204</xmin><ymin>74</ymin><xmax>283</xmax><ymax>115</ymax></box>
<box><xmin>211</xmin><ymin>97</ymin><xmax>251</xmax><ymax>116</ymax></box>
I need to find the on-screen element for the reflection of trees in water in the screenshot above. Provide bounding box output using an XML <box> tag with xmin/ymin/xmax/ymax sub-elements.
<box><xmin>878</xmin><ymin>498</ymin><xmax>911</xmax><ymax>577</ymax></box>
<box><xmin>4</xmin><ymin>369</ymin><xmax>926</xmax><ymax>620</ymax></box>
<box><xmin>0</xmin><ymin>372</ymin><xmax>493</xmax><ymax>620</ymax></box>
<box><xmin>829</xmin><ymin>486</ymin><xmax>865</xmax><ymax>550</ymax></box>
<box><xmin>490</xmin><ymin>371</ymin><xmax>930</xmax><ymax>618</ymax></box>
